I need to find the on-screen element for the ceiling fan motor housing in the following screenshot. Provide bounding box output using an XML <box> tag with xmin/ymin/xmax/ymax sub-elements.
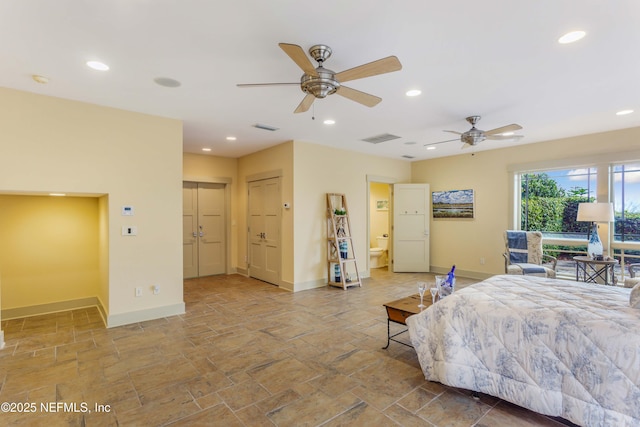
<box><xmin>462</xmin><ymin>128</ymin><xmax>486</xmax><ymax>145</ymax></box>
<box><xmin>300</xmin><ymin>67</ymin><xmax>340</xmax><ymax>98</ymax></box>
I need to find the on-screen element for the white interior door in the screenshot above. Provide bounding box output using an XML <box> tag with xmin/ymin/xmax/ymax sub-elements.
<box><xmin>392</xmin><ymin>183</ymin><xmax>430</xmax><ymax>272</ymax></box>
<box><xmin>248</xmin><ymin>177</ymin><xmax>280</xmax><ymax>284</ymax></box>
<box><xmin>182</xmin><ymin>182</ymin><xmax>226</xmax><ymax>278</ymax></box>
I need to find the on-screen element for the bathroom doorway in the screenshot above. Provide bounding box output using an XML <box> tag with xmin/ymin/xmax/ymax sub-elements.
<box><xmin>368</xmin><ymin>181</ymin><xmax>391</xmax><ymax>271</ymax></box>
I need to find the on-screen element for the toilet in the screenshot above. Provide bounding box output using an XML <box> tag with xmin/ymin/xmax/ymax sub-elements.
<box><xmin>370</xmin><ymin>236</ymin><xmax>388</xmax><ymax>268</ymax></box>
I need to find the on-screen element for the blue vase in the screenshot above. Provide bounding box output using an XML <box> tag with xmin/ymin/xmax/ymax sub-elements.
<box><xmin>588</xmin><ymin>223</ymin><xmax>603</xmax><ymax>258</ymax></box>
<box><xmin>339</xmin><ymin>241</ymin><xmax>348</xmax><ymax>259</ymax></box>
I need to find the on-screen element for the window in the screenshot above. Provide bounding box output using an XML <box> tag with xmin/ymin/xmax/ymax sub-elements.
<box><xmin>520</xmin><ymin>168</ymin><xmax>597</xmax><ymax>238</ymax></box>
<box><xmin>612</xmin><ymin>163</ymin><xmax>640</xmax><ymax>242</ymax></box>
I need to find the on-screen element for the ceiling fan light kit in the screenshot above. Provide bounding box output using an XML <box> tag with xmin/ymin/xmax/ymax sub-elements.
<box><xmin>237</xmin><ymin>42</ymin><xmax>402</xmax><ymax>113</ymax></box>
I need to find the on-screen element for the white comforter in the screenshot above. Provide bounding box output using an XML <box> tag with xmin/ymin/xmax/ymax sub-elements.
<box><xmin>406</xmin><ymin>275</ymin><xmax>640</xmax><ymax>427</ymax></box>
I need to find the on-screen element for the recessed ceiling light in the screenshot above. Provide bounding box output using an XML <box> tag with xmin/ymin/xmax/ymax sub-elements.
<box><xmin>153</xmin><ymin>77</ymin><xmax>181</xmax><ymax>88</ymax></box>
<box><xmin>32</xmin><ymin>75</ymin><xmax>49</xmax><ymax>84</ymax></box>
<box><xmin>49</xmin><ymin>193</ymin><xmax>66</xmax><ymax>196</ymax></box>
<box><xmin>426</xmin><ymin>146</ymin><xmax>436</xmax><ymax>150</ymax></box>
<box><xmin>406</xmin><ymin>89</ymin><xmax>422</xmax><ymax>97</ymax></box>
<box><xmin>202</xmin><ymin>148</ymin><xmax>212</xmax><ymax>152</ymax></box>
<box><xmin>558</xmin><ymin>30</ymin><xmax>586</xmax><ymax>44</ymax></box>
<box><xmin>86</xmin><ymin>61</ymin><xmax>109</xmax><ymax>71</ymax></box>
<box><xmin>323</xmin><ymin>119</ymin><xmax>335</xmax><ymax>125</ymax></box>
<box><xmin>226</xmin><ymin>136</ymin><xmax>237</xmax><ymax>141</ymax></box>
<box><xmin>616</xmin><ymin>109</ymin><xmax>634</xmax><ymax>116</ymax></box>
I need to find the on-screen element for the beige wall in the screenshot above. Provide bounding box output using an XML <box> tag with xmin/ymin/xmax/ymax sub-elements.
<box><xmin>412</xmin><ymin>126</ymin><xmax>640</xmax><ymax>278</ymax></box>
<box><xmin>293</xmin><ymin>141</ymin><xmax>411</xmax><ymax>289</ymax></box>
<box><xmin>0</xmin><ymin>88</ymin><xmax>184</xmax><ymax>327</ymax></box>
<box><xmin>183</xmin><ymin>142</ymin><xmax>410</xmax><ymax>291</ymax></box>
<box><xmin>0</xmin><ymin>195</ymin><xmax>99</xmax><ymax>309</ymax></box>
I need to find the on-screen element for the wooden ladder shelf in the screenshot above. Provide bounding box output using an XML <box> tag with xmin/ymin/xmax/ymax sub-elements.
<box><xmin>327</xmin><ymin>193</ymin><xmax>362</xmax><ymax>289</ymax></box>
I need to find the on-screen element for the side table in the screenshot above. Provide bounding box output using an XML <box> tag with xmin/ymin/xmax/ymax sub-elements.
<box><xmin>382</xmin><ymin>294</ymin><xmax>431</xmax><ymax>349</ymax></box>
<box><xmin>573</xmin><ymin>255</ymin><xmax>618</xmax><ymax>286</ymax></box>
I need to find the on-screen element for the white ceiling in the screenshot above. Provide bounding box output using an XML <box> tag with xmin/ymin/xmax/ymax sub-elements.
<box><xmin>2</xmin><ymin>1</ymin><xmax>639</xmax><ymax>161</ymax></box>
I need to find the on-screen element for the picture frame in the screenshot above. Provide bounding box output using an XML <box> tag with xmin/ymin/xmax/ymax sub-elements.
<box><xmin>376</xmin><ymin>200</ymin><xmax>389</xmax><ymax>211</ymax></box>
<box><xmin>432</xmin><ymin>189</ymin><xmax>474</xmax><ymax>219</ymax></box>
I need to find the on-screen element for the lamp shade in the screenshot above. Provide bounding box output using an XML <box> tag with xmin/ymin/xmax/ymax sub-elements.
<box><xmin>576</xmin><ymin>202</ymin><xmax>615</xmax><ymax>222</ymax></box>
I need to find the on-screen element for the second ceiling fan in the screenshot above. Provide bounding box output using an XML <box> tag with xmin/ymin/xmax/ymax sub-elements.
<box><xmin>237</xmin><ymin>43</ymin><xmax>402</xmax><ymax>113</ymax></box>
<box><xmin>425</xmin><ymin>116</ymin><xmax>524</xmax><ymax>148</ymax></box>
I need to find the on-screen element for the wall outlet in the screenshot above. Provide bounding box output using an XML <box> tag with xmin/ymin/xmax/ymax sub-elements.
<box><xmin>135</xmin><ymin>287</ymin><xmax>142</xmax><ymax>297</ymax></box>
<box><xmin>153</xmin><ymin>285</ymin><xmax>160</xmax><ymax>295</ymax></box>
<box><xmin>122</xmin><ymin>226</ymin><xmax>138</xmax><ymax>236</ymax></box>
<box><xmin>479</xmin><ymin>257</ymin><xmax>486</xmax><ymax>265</ymax></box>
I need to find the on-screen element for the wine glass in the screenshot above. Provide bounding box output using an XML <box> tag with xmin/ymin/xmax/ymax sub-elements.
<box><xmin>430</xmin><ymin>287</ymin><xmax>438</xmax><ymax>304</ymax></box>
<box><xmin>417</xmin><ymin>281</ymin><xmax>427</xmax><ymax>308</ymax></box>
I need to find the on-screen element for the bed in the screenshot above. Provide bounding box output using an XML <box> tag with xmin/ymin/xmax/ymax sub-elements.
<box><xmin>406</xmin><ymin>274</ymin><xmax>640</xmax><ymax>427</ymax></box>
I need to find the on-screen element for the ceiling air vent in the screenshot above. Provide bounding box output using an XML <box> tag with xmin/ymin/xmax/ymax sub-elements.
<box><xmin>253</xmin><ymin>123</ymin><xmax>279</xmax><ymax>131</ymax></box>
<box><xmin>361</xmin><ymin>133</ymin><xmax>401</xmax><ymax>144</ymax></box>
<box><xmin>401</xmin><ymin>155</ymin><xmax>415</xmax><ymax>159</ymax></box>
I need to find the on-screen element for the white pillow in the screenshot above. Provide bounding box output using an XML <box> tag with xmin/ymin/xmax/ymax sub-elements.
<box><xmin>631</xmin><ymin>283</ymin><xmax>640</xmax><ymax>309</ymax></box>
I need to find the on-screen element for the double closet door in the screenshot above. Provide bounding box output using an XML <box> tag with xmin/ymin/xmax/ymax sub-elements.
<box><xmin>183</xmin><ymin>182</ymin><xmax>226</xmax><ymax>278</ymax></box>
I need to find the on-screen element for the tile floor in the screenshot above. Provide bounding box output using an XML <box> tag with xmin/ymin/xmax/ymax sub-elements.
<box><xmin>0</xmin><ymin>269</ymin><xmax>576</xmax><ymax>426</ymax></box>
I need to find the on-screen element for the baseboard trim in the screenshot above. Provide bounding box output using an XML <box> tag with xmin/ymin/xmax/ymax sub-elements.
<box><xmin>106</xmin><ymin>302</ymin><xmax>186</xmax><ymax>328</ymax></box>
<box><xmin>430</xmin><ymin>266</ymin><xmax>494</xmax><ymax>281</ymax></box>
<box><xmin>96</xmin><ymin>296</ymin><xmax>108</xmax><ymax>326</ymax></box>
<box><xmin>1</xmin><ymin>297</ymin><xmax>103</xmax><ymax>321</ymax></box>
<box><xmin>293</xmin><ymin>279</ymin><xmax>326</xmax><ymax>292</ymax></box>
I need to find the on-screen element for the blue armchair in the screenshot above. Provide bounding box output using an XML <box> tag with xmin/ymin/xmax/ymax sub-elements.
<box><xmin>503</xmin><ymin>230</ymin><xmax>557</xmax><ymax>278</ymax></box>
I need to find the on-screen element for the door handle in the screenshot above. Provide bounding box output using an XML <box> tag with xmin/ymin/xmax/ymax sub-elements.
<box><xmin>199</xmin><ymin>225</ymin><xmax>204</xmax><ymax>237</ymax></box>
<box><xmin>256</xmin><ymin>232</ymin><xmax>266</xmax><ymax>239</ymax></box>
<box><xmin>192</xmin><ymin>232</ymin><xmax>197</xmax><ymax>238</ymax></box>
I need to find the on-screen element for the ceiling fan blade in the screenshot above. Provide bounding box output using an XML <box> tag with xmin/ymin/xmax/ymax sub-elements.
<box><xmin>294</xmin><ymin>94</ymin><xmax>316</xmax><ymax>113</ymax></box>
<box><xmin>484</xmin><ymin>124</ymin><xmax>522</xmax><ymax>136</ymax></box>
<box><xmin>336</xmin><ymin>86</ymin><xmax>381</xmax><ymax>107</ymax></box>
<box><xmin>237</xmin><ymin>83</ymin><xmax>299</xmax><ymax>87</ymax></box>
<box><xmin>486</xmin><ymin>134</ymin><xmax>525</xmax><ymax>141</ymax></box>
<box><xmin>443</xmin><ymin>130</ymin><xmax>463</xmax><ymax>135</ymax></box>
<box><xmin>279</xmin><ymin>43</ymin><xmax>318</xmax><ymax>77</ymax></box>
<box><xmin>424</xmin><ymin>138</ymin><xmax>459</xmax><ymax>147</ymax></box>
<box><xmin>335</xmin><ymin>56</ymin><xmax>402</xmax><ymax>83</ymax></box>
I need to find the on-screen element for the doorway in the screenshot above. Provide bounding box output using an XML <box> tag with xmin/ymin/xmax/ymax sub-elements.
<box><xmin>247</xmin><ymin>177</ymin><xmax>281</xmax><ymax>285</ymax></box>
<box><xmin>183</xmin><ymin>182</ymin><xmax>226</xmax><ymax>278</ymax></box>
<box><xmin>369</xmin><ymin>182</ymin><xmax>391</xmax><ymax>271</ymax></box>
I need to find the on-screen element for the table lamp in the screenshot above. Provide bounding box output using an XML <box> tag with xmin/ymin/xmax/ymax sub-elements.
<box><xmin>576</xmin><ymin>202</ymin><xmax>615</xmax><ymax>259</ymax></box>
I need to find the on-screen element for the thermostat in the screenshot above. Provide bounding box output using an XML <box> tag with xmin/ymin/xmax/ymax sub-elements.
<box><xmin>122</xmin><ymin>205</ymin><xmax>134</xmax><ymax>216</ymax></box>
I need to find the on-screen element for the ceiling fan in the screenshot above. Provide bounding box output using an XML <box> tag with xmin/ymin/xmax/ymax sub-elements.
<box><xmin>425</xmin><ymin>116</ymin><xmax>524</xmax><ymax>148</ymax></box>
<box><xmin>237</xmin><ymin>43</ymin><xmax>402</xmax><ymax>113</ymax></box>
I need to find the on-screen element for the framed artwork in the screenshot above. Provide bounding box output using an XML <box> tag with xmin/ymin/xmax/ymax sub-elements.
<box><xmin>376</xmin><ymin>200</ymin><xmax>389</xmax><ymax>211</ymax></box>
<box><xmin>432</xmin><ymin>189</ymin><xmax>474</xmax><ymax>219</ymax></box>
